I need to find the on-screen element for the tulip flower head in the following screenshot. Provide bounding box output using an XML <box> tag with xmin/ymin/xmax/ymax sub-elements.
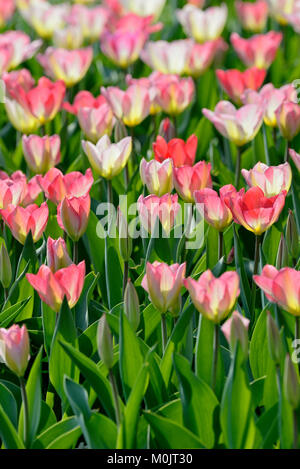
<box><xmin>216</xmin><ymin>67</ymin><xmax>266</xmax><ymax>105</ymax></box>
<box><xmin>57</xmin><ymin>195</ymin><xmax>90</xmax><ymax>242</ymax></box>
<box><xmin>241</xmin><ymin>162</ymin><xmax>292</xmax><ymax>196</ymax></box>
<box><xmin>20</xmin><ymin>1</ymin><xmax>70</xmax><ymax>39</ymax></box>
<box><xmin>0</xmin><ymin>325</ymin><xmax>30</xmax><ymax>378</ymax></box>
<box><xmin>137</xmin><ymin>193</ymin><xmax>180</xmax><ymax>234</ymax></box>
<box><xmin>142</xmin><ymin>261</ymin><xmax>186</xmax><ymax>316</ymax></box>
<box><xmin>82</xmin><ymin>135</ymin><xmax>132</xmax><ymax>180</ymax></box>
<box><xmin>140</xmin><ymin>158</ymin><xmax>174</xmax><ymax>197</ymax></box>
<box><xmin>0</xmin><ymin>0</ymin><xmax>15</xmax><ymax>28</ymax></box>
<box><xmin>266</xmin><ymin>0</ymin><xmax>295</xmax><ymax>25</ymax></box>
<box><xmin>235</xmin><ymin>1</ymin><xmax>269</xmax><ymax>32</ymax></box>
<box><xmin>231</xmin><ymin>31</ymin><xmax>282</xmax><ymax>69</ymax></box>
<box><xmin>275</xmin><ymin>101</ymin><xmax>300</xmax><ymax>140</ymax></box>
<box><xmin>254</xmin><ymin>266</ymin><xmax>300</xmax><ymax>316</ymax></box>
<box><xmin>185</xmin><ymin>40</ymin><xmax>223</xmax><ymax>77</ymax></box>
<box><xmin>47</xmin><ymin>237</ymin><xmax>72</xmax><ymax>272</ymax></box>
<box><xmin>141</xmin><ymin>40</ymin><xmax>191</xmax><ymax>76</ymax></box>
<box><xmin>22</xmin><ymin>135</ymin><xmax>61</xmax><ymax>174</ymax></box>
<box><xmin>153</xmin><ymin>135</ymin><xmax>198</xmax><ymax>167</ymax></box>
<box><xmin>101</xmin><ymin>30</ymin><xmax>147</xmax><ymax>68</ymax></box>
<box><xmin>194</xmin><ymin>185</ymin><xmax>235</xmax><ymax>231</ymax></box>
<box><xmin>173</xmin><ymin>161</ymin><xmax>213</xmax><ymax>203</ymax></box>
<box><xmin>289</xmin><ymin>149</ymin><xmax>300</xmax><ymax>172</ymax></box>
<box><xmin>0</xmin><ymin>31</ymin><xmax>42</xmax><ymax>70</ymax></box>
<box><xmin>184</xmin><ymin>270</ymin><xmax>240</xmax><ymax>323</ymax></box>
<box><xmin>67</xmin><ymin>5</ymin><xmax>110</xmax><ymax>42</ymax></box>
<box><xmin>203</xmin><ymin>101</ymin><xmax>264</xmax><ymax>146</ymax></box>
<box><xmin>119</xmin><ymin>0</ymin><xmax>167</xmax><ymax>19</ymax></box>
<box><xmin>154</xmin><ymin>75</ymin><xmax>195</xmax><ymax>116</ymax></box>
<box><xmin>26</xmin><ymin>261</ymin><xmax>86</xmax><ymax>312</ymax></box>
<box><xmin>0</xmin><ymin>178</ymin><xmax>25</xmax><ymax>209</ymax></box>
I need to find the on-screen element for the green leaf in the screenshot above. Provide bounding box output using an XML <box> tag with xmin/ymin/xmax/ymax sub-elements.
<box><xmin>32</xmin><ymin>417</ymin><xmax>81</xmax><ymax>449</ymax></box>
<box><xmin>0</xmin><ymin>402</ymin><xmax>25</xmax><ymax>449</ymax></box>
<box><xmin>75</xmin><ymin>271</ymin><xmax>98</xmax><ymax>331</ymax></box>
<box><xmin>206</xmin><ymin>225</ymin><xmax>219</xmax><ymax>270</ymax></box>
<box><xmin>144</xmin><ymin>412</ymin><xmax>205</xmax><ymax>449</ymax></box>
<box><xmin>0</xmin><ymin>298</ymin><xmax>30</xmax><ymax>328</ymax></box>
<box><xmin>18</xmin><ymin>347</ymin><xmax>43</xmax><ymax>447</ymax></box>
<box><xmin>173</xmin><ymin>353</ymin><xmax>218</xmax><ymax>448</ymax></box>
<box><xmin>0</xmin><ymin>382</ymin><xmax>18</xmax><ymax>429</ymax></box>
<box><xmin>233</xmin><ymin>226</ymin><xmax>251</xmax><ymax>318</ymax></box>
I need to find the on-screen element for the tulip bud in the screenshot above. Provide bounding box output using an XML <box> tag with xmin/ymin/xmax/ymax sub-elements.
<box><xmin>124</xmin><ymin>279</ymin><xmax>140</xmax><ymax>332</ymax></box>
<box><xmin>0</xmin><ymin>324</ymin><xmax>30</xmax><ymax>378</ymax></box>
<box><xmin>114</xmin><ymin>119</ymin><xmax>128</xmax><ymax>142</ymax></box>
<box><xmin>158</xmin><ymin>118</ymin><xmax>176</xmax><ymax>142</ymax></box>
<box><xmin>221</xmin><ymin>311</ymin><xmax>249</xmax><ymax>357</ymax></box>
<box><xmin>97</xmin><ymin>314</ymin><xmax>114</xmax><ymax>370</ymax></box>
<box><xmin>0</xmin><ymin>243</ymin><xmax>12</xmax><ymax>289</ymax></box>
<box><xmin>286</xmin><ymin>210</ymin><xmax>299</xmax><ymax>260</ymax></box>
<box><xmin>267</xmin><ymin>312</ymin><xmax>282</xmax><ymax>365</ymax></box>
<box><xmin>284</xmin><ymin>354</ymin><xmax>300</xmax><ymax>410</ymax></box>
<box><xmin>276</xmin><ymin>234</ymin><xmax>289</xmax><ymax>269</ymax></box>
<box><xmin>118</xmin><ymin>208</ymin><xmax>132</xmax><ymax>262</ymax></box>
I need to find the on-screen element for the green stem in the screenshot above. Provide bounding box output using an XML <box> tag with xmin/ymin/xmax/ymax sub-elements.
<box><xmin>19</xmin><ymin>377</ymin><xmax>29</xmax><ymax>447</ymax></box>
<box><xmin>272</xmin><ymin>127</ymin><xmax>277</xmax><ymax>149</ymax></box>
<box><xmin>211</xmin><ymin>323</ymin><xmax>219</xmax><ymax>392</ymax></box>
<box><xmin>73</xmin><ymin>241</ymin><xmax>78</xmax><ymax>264</ymax></box>
<box><xmin>262</xmin><ymin>123</ymin><xmax>270</xmax><ymax>165</ymax></box>
<box><xmin>296</xmin><ymin>317</ymin><xmax>300</xmax><ymax>345</ymax></box>
<box><xmin>122</xmin><ymin>260</ymin><xmax>129</xmax><ymax>298</ymax></box>
<box><xmin>218</xmin><ymin>231</ymin><xmax>224</xmax><ymax>260</ymax></box>
<box><xmin>235</xmin><ymin>146</ymin><xmax>242</xmax><ymax>188</ymax></box>
<box><xmin>293</xmin><ymin>409</ymin><xmax>298</xmax><ymax>449</ymax></box>
<box><xmin>251</xmin><ymin>235</ymin><xmax>261</xmax><ymax>317</ymax></box>
<box><xmin>161</xmin><ymin>314</ymin><xmax>168</xmax><ymax>354</ymax></box>
<box><xmin>276</xmin><ymin>365</ymin><xmax>282</xmax><ymax>449</ymax></box>
<box><xmin>108</xmin><ymin>369</ymin><xmax>121</xmax><ymax>427</ymax></box>
<box><xmin>284</xmin><ymin>140</ymin><xmax>289</xmax><ymax>163</ymax></box>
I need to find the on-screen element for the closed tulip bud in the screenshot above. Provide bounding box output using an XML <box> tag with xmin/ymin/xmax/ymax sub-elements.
<box><xmin>0</xmin><ymin>324</ymin><xmax>30</xmax><ymax>378</ymax></box>
<box><xmin>267</xmin><ymin>312</ymin><xmax>282</xmax><ymax>365</ymax></box>
<box><xmin>276</xmin><ymin>234</ymin><xmax>289</xmax><ymax>269</ymax></box>
<box><xmin>286</xmin><ymin>210</ymin><xmax>299</xmax><ymax>260</ymax></box>
<box><xmin>97</xmin><ymin>314</ymin><xmax>114</xmax><ymax>370</ymax></box>
<box><xmin>57</xmin><ymin>195</ymin><xmax>90</xmax><ymax>242</ymax></box>
<box><xmin>124</xmin><ymin>279</ymin><xmax>140</xmax><ymax>332</ymax></box>
<box><xmin>158</xmin><ymin>118</ymin><xmax>176</xmax><ymax>142</ymax></box>
<box><xmin>284</xmin><ymin>354</ymin><xmax>300</xmax><ymax>410</ymax></box>
<box><xmin>114</xmin><ymin>119</ymin><xmax>128</xmax><ymax>142</ymax></box>
<box><xmin>0</xmin><ymin>243</ymin><xmax>12</xmax><ymax>289</ymax></box>
<box><xmin>118</xmin><ymin>208</ymin><xmax>132</xmax><ymax>262</ymax></box>
<box><xmin>221</xmin><ymin>311</ymin><xmax>249</xmax><ymax>357</ymax></box>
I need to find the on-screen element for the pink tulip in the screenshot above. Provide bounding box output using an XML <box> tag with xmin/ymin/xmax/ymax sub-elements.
<box><xmin>194</xmin><ymin>185</ymin><xmax>235</xmax><ymax>231</ymax></box>
<box><xmin>185</xmin><ymin>39</ymin><xmax>221</xmax><ymax>77</ymax></box>
<box><xmin>155</xmin><ymin>75</ymin><xmax>195</xmax><ymax>116</ymax></box>
<box><xmin>242</xmin><ymin>162</ymin><xmax>292</xmax><ymax>196</ymax></box>
<box><xmin>221</xmin><ymin>310</ymin><xmax>250</xmax><ymax>351</ymax></box>
<box><xmin>37</xmin><ymin>47</ymin><xmax>93</xmax><ymax>87</ymax></box>
<box><xmin>53</xmin><ymin>25</ymin><xmax>84</xmax><ymax>50</ymax></box>
<box><xmin>19</xmin><ymin>1</ymin><xmax>70</xmax><ymax>40</ymax></box>
<box><xmin>140</xmin><ymin>158</ymin><xmax>173</xmax><ymax>196</ymax></box>
<box><xmin>37</xmin><ymin>168</ymin><xmax>93</xmax><ymax>205</ymax></box>
<box><xmin>142</xmin><ymin>261</ymin><xmax>186</xmax><ymax>316</ymax></box>
<box><xmin>173</xmin><ymin>161</ymin><xmax>212</xmax><ymax>203</ymax></box>
<box><xmin>101</xmin><ymin>30</ymin><xmax>147</xmax><ymax>68</ymax></box>
<box><xmin>203</xmin><ymin>101</ymin><xmax>264</xmax><ymax>146</ymax></box>
<box><xmin>289</xmin><ymin>149</ymin><xmax>300</xmax><ymax>172</ymax></box>
<box><xmin>101</xmin><ymin>84</ymin><xmax>150</xmax><ymax>127</ymax></box>
<box><xmin>267</xmin><ymin>0</ymin><xmax>295</xmax><ymax>25</ymax></box>
<box><xmin>110</xmin><ymin>12</ymin><xmax>163</xmax><ymax>35</ymax></box>
<box><xmin>8</xmin><ymin>172</ymin><xmax>42</xmax><ymax>207</ymax></box>
<box><xmin>22</xmin><ymin>135</ymin><xmax>61</xmax><ymax>174</ymax></box>
<box><xmin>184</xmin><ymin>270</ymin><xmax>240</xmax><ymax>323</ymax></box>
<box><xmin>235</xmin><ymin>1</ymin><xmax>269</xmax><ymax>32</ymax></box>
<box><xmin>216</xmin><ymin>67</ymin><xmax>266</xmax><ymax>105</ymax></box>
<box><xmin>2</xmin><ymin>69</ymin><xmax>35</xmax><ymax>94</ymax></box>
<box><xmin>285</xmin><ymin>6</ymin><xmax>300</xmax><ymax>33</ymax></box>
<box><xmin>0</xmin><ymin>0</ymin><xmax>15</xmax><ymax>27</ymax></box>
<box><xmin>47</xmin><ymin>237</ymin><xmax>72</xmax><ymax>272</ymax></box>
<box><xmin>176</xmin><ymin>3</ymin><xmax>228</xmax><ymax>43</ymax></box>
<box><xmin>141</xmin><ymin>40</ymin><xmax>191</xmax><ymax>75</ymax></box>
<box><xmin>67</xmin><ymin>5</ymin><xmax>110</xmax><ymax>42</ymax></box>
<box><xmin>118</xmin><ymin>0</ymin><xmax>166</xmax><ymax>19</ymax></box>
<box><xmin>0</xmin><ymin>202</ymin><xmax>49</xmax><ymax>244</ymax></box>
<box><xmin>137</xmin><ymin>193</ymin><xmax>180</xmax><ymax>234</ymax></box>
<box><xmin>275</xmin><ymin>101</ymin><xmax>300</xmax><ymax>140</ymax></box>
<box><xmin>225</xmin><ymin>186</ymin><xmax>286</xmax><ymax>235</ymax></box>
<box><xmin>0</xmin><ymin>31</ymin><xmax>42</xmax><ymax>70</ymax></box>
<box><xmin>153</xmin><ymin>134</ymin><xmax>197</xmax><ymax>167</ymax></box>
<box><xmin>126</xmin><ymin>71</ymin><xmax>164</xmax><ymax>115</ymax></box>
<box><xmin>26</xmin><ymin>261</ymin><xmax>86</xmax><ymax>312</ymax></box>
<box><xmin>77</xmin><ymin>101</ymin><xmax>115</xmax><ymax>143</ymax></box>
<box><xmin>0</xmin><ymin>178</ymin><xmax>25</xmax><ymax>209</ymax></box>
<box><xmin>57</xmin><ymin>195</ymin><xmax>90</xmax><ymax>242</ymax></box>
<box><xmin>0</xmin><ymin>325</ymin><xmax>30</xmax><ymax>378</ymax></box>
<box><xmin>253</xmin><ymin>266</ymin><xmax>300</xmax><ymax>316</ymax></box>
<box><xmin>0</xmin><ymin>44</ymin><xmax>13</xmax><ymax>75</ymax></box>
<box><xmin>231</xmin><ymin>31</ymin><xmax>282</xmax><ymax>69</ymax></box>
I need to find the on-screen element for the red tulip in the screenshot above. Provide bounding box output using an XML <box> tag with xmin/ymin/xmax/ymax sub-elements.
<box><xmin>216</xmin><ymin>67</ymin><xmax>266</xmax><ymax>104</ymax></box>
<box><xmin>194</xmin><ymin>185</ymin><xmax>235</xmax><ymax>231</ymax></box>
<box><xmin>153</xmin><ymin>135</ymin><xmax>198</xmax><ymax>167</ymax></box>
<box><xmin>173</xmin><ymin>161</ymin><xmax>212</xmax><ymax>203</ymax></box>
<box><xmin>241</xmin><ymin>162</ymin><xmax>292</xmax><ymax>196</ymax></box>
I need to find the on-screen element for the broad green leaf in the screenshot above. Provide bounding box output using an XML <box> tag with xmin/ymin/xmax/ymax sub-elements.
<box><xmin>0</xmin><ymin>382</ymin><xmax>18</xmax><ymax>429</ymax></box>
<box><xmin>0</xmin><ymin>402</ymin><xmax>25</xmax><ymax>449</ymax></box>
<box><xmin>32</xmin><ymin>417</ymin><xmax>81</xmax><ymax>449</ymax></box>
<box><xmin>75</xmin><ymin>272</ymin><xmax>98</xmax><ymax>331</ymax></box>
<box><xmin>0</xmin><ymin>298</ymin><xmax>30</xmax><ymax>328</ymax></box>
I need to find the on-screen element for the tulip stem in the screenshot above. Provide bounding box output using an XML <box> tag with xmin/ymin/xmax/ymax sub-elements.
<box><xmin>293</xmin><ymin>409</ymin><xmax>298</xmax><ymax>449</ymax></box>
<box><xmin>218</xmin><ymin>231</ymin><xmax>224</xmax><ymax>260</ymax></box>
<box><xmin>275</xmin><ymin>364</ymin><xmax>282</xmax><ymax>449</ymax></box>
<box><xmin>272</xmin><ymin>127</ymin><xmax>277</xmax><ymax>149</ymax></box>
<box><xmin>251</xmin><ymin>235</ymin><xmax>261</xmax><ymax>316</ymax></box>
<box><xmin>108</xmin><ymin>369</ymin><xmax>121</xmax><ymax>427</ymax></box>
<box><xmin>296</xmin><ymin>317</ymin><xmax>300</xmax><ymax>343</ymax></box>
<box><xmin>161</xmin><ymin>314</ymin><xmax>168</xmax><ymax>354</ymax></box>
<box><xmin>122</xmin><ymin>260</ymin><xmax>129</xmax><ymax>297</ymax></box>
<box><xmin>19</xmin><ymin>377</ymin><xmax>29</xmax><ymax>447</ymax></box>
<box><xmin>262</xmin><ymin>123</ymin><xmax>270</xmax><ymax>165</ymax></box>
<box><xmin>73</xmin><ymin>241</ymin><xmax>78</xmax><ymax>264</ymax></box>
<box><xmin>211</xmin><ymin>323</ymin><xmax>219</xmax><ymax>392</ymax></box>
<box><xmin>235</xmin><ymin>146</ymin><xmax>242</xmax><ymax>188</ymax></box>
<box><xmin>284</xmin><ymin>140</ymin><xmax>289</xmax><ymax>163</ymax></box>
<box><xmin>4</xmin><ymin>288</ymin><xmax>8</xmax><ymax>301</ymax></box>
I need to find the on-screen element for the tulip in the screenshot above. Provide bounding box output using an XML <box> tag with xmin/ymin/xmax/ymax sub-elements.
<box><xmin>253</xmin><ymin>266</ymin><xmax>300</xmax><ymax>316</ymax></box>
<box><xmin>266</xmin><ymin>0</ymin><xmax>295</xmax><ymax>25</ymax></box>
<box><xmin>53</xmin><ymin>25</ymin><xmax>84</xmax><ymax>50</ymax></box>
<box><xmin>37</xmin><ymin>168</ymin><xmax>93</xmax><ymax>205</ymax></box>
<box><xmin>22</xmin><ymin>135</ymin><xmax>61</xmax><ymax>174</ymax></box>
<box><xmin>97</xmin><ymin>314</ymin><xmax>114</xmax><ymax>370</ymax></box>
<box><xmin>286</xmin><ymin>209</ymin><xmax>299</xmax><ymax>260</ymax></box>
<box><xmin>289</xmin><ymin>149</ymin><xmax>300</xmax><ymax>172</ymax></box>
<box><xmin>285</xmin><ymin>7</ymin><xmax>300</xmax><ymax>33</ymax></box>
<box><xmin>101</xmin><ymin>84</ymin><xmax>150</xmax><ymax>127</ymax></box>
<box><xmin>185</xmin><ymin>40</ymin><xmax>221</xmax><ymax>78</ymax></box>
<box><xmin>176</xmin><ymin>4</ymin><xmax>228</xmax><ymax>43</ymax></box>
<box><xmin>235</xmin><ymin>1</ymin><xmax>269</xmax><ymax>32</ymax></box>
<box><xmin>153</xmin><ymin>134</ymin><xmax>197</xmax><ymax>167</ymax></box>
<box><xmin>0</xmin><ymin>44</ymin><xmax>13</xmax><ymax>75</ymax></box>
<box><xmin>17</xmin><ymin>175</ymin><xmax>42</xmax><ymax>207</ymax></box>
<box><xmin>216</xmin><ymin>67</ymin><xmax>266</xmax><ymax>105</ymax></box>
<box><xmin>20</xmin><ymin>1</ymin><xmax>70</xmax><ymax>39</ymax></box>
<box><xmin>37</xmin><ymin>47</ymin><xmax>93</xmax><ymax>87</ymax></box>
<box><xmin>137</xmin><ymin>193</ymin><xmax>180</xmax><ymax>234</ymax></box>
<box><xmin>275</xmin><ymin>101</ymin><xmax>300</xmax><ymax>140</ymax></box>
<box><xmin>67</xmin><ymin>5</ymin><xmax>110</xmax><ymax>42</ymax></box>
<box><xmin>2</xmin><ymin>69</ymin><xmax>35</xmax><ymax>94</ymax></box>
<box><xmin>203</xmin><ymin>101</ymin><xmax>264</xmax><ymax>146</ymax></box>
<box><xmin>184</xmin><ymin>270</ymin><xmax>240</xmax><ymax>323</ymax></box>
<box><xmin>142</xmin><ymin>261</ymin><xmax>186</xmax><ymax>316</ymax></box>
<box><xmin>284</xmin><ymin>354</ymin><xmax>300</xmax><ymax>410</ymax></box>
<box><xmin>140</xmin><ymin>158</ymin><xmax>173</xmax><ymax>196</ymax></box>
<box><xmin>77</xmin><ymin>102</ymin><xmax>115</xmax><ymax>144</ymax></box>
<box><xmin>0</xmin><ymin>325</ymin><xmax>30</xmax><ymax>378</ymax></box>
<box><xmin>124</xmin><ymin>279</ymin><xmax>140</xmax><ymax>331</ymax></box>
<box><xmin>158</xmin><ymin>118</ymin><xmax>176</xmax><ymax>142</ymax></box>
<box><xmin>4</xmin><ymin>98</ymin><xmax>41</xmax><ymax>134</ymax></box>
<box><xmin>231</xmin><ymin>31</ymin><xmax>282</xmax><ymax>69</ymax></box>
<box><xmin>119</xmin><ymin>0</ymin><xmax>166</xmax><ymax>19</ymax></box>
<box><xmin>155</xmin><ymin>75</ymin><xmax>195</xmax><ymax>116</ymax></box>
<box><xmin>276</xmin><ymin>234</ymin><xmax>289</xmax><ymax>269</ymax></box>
<box><xmin>141</xmin><ymin>40</ymin><xmax>191</xmax><ymax>76</ymax></box>
<box><xmin>101</xmin><ymin>30</ymin><xmax>147</xmax><ymax>68</ymax></box>
<box><xmin>47</xmin><ymin>237</ymin><xmax>72</xmax><ymax>272</ymax></box>
<box><xmin>126</xmin><ymin>72</ymin><xmax>163</xmax><ymax>115</ymax></box>
<box><xmin>173</xmin><ymin>161</ymin><xmax>212</xmax><ymax>203</ymax></box>
<box><xmin>0</xmin><ymin>0</ymin><xmax>15</xmax><ymax>28</ymax></box>
<box><xmin>221</xmin><ymin>310</ymin><xmax>250</xmax><ymax>355</ymax></box>
<box><xmin>225</xmin><ymin>186</ymin><xmax>286</xmax><ymax>235</ymax></box>
<box><xmin>0</xmin><ymin>178</ymin><xmax>25</xmax><ymax>209</ymax></box>
<box><xmin>194</xmin><ymin>185</ymin><xmax>235</xmax><ymax>231</ymax></box>
<box><xmin>0</xmin><ymin>31</ymin><xmax>42</xmax><ymax>70</ymax></box>
<box><xmin>241</xmin><ymin>162</ymin><xmax>292</xmax><ymax>197</ymax></box>
<box><xmin>57</xmin><ymin>195</ymin><xmax>90</xmax><ymax>242</ymax></box>
<box><xmin>0</xmin><ymin>243</ymin><xmax>12</xmax><ymax>290</ymax></box>
<box><xmin>82</xmin><ymin>135</ymin><xmax>132</xmax><ymax>180</ymax></box>
<box><xmin>63</xmin><ymin>91</ymin><xmax>107</xmax><ymax>115</ymax></box>
<box><xmin>26</xmin><ymin>261</ymin><xmax>85</xmax><ymax>312</ymax></box>
<box><xmin>0</xmin><ymin>202</ymin><xmax>49</xmax><ymax>244</ymax></box>
<box><xmin>111</xmin><ymin>12</ymin><xmax>163</xmax><ymax>35</ymax></box>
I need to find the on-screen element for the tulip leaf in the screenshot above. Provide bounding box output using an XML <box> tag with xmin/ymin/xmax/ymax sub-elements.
<box><xmin>0</xmin><ymin>382</ymin><xmax>18</xmax><ymax>429</ymax></box>
<box><xmin>233</xmin><ymin>226</ymin><xmax>251</xmax><ymax>318</ymax></box>
<box><xmin>32</xmin><ymin>417</ymin><xmax>81</xmax><ymax>449</ymax></box>
<box><xmin>206</xmin><ymin>225</ymin><xmax>219</xmax><ymax>270</ymax></box>
<box><xmin>0</xmin><ymin>298</ymin><xmax>30</xmax><ymax>328</ymax></box>
<box><xmin>75</xmin><ymin>271</ymin><xmax>99</xmax><ymax>331</ymax></box>
<box><xmin>0</xmin><ymin>402</ymin><xmax>25</xmax><ymax>449</ymax></box>
<box><xmin>173</xmin><ymin>353</ymin><xmax>218</xmax><ymax>448</ymax></box>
